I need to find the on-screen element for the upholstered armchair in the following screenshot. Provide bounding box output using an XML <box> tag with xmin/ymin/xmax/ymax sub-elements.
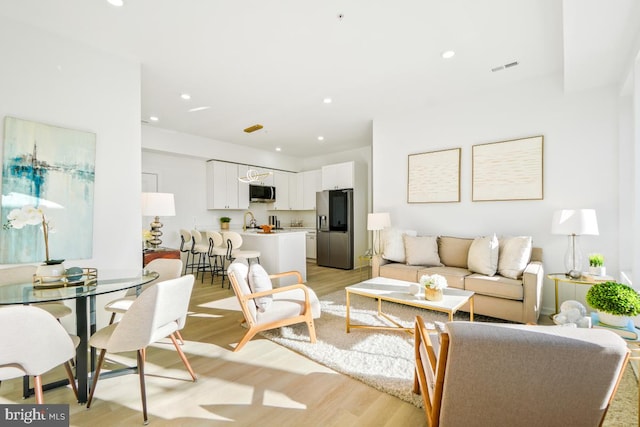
<box><xmin>414</xmin><ymin>317</ymin><xmax>629</xmax><ymax>427</ymax></box>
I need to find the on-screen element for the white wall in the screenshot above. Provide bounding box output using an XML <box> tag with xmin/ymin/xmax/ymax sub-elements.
<box><xmin>0</xmin><ymin>17</ymin><xmax>142</xmax><ymax>328</ymax></box>
<box><xmin>372</xmin><ymin>75</ymin><xmax>619</xmax><ymax>315</ymax></box>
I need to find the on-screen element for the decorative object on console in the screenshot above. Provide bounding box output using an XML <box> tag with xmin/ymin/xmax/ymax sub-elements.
<box><xmin>588</xmin><ymin>253</ymin><xmax>606</xmax><ymax>276</ymax></box>
<box><xmin>141</xmin><ymin>192</ymin><xmax>176</xmax><ymax>248</ymax></box>
<box><xmin>407</xmin><ymin>148</ymin><xmax>461</xmax><ymax>203</ymax></box>
<box><xmin>552</xmin><ymin>299</ymin><xmax>591</xmax><ymax>328</ymax></box>
<box><xmin>472</xmin><ymin>135</ymin><xmax>543</xmax><ymax>201</ymax></box>
<box><xmin>586</xmin><ymin>281</ymin><xmax>640</xmax><ymax>327</ymax></box>
<box><xmin>0</xmin><ymin>116</ymin><xmax>95</xmax><ymax>264</ymax></box>
<box><xmin>367</xmin><ymin>212</ymin><xmax>391</xmax><ymax>255</ymax></box>
<box><xmin>420</xmin><ymin>273</ymin><xmax>447</xmax><ymax>301</ymax></box>
<box><xmin>551</xmin><ymin>209</ymin><xmax>599</xmax><ymax>279</ymax></box>
<box><xmin>220</xmin><ymin>216</ymin><xmax>231</xmax><ymax>230</ymax></box>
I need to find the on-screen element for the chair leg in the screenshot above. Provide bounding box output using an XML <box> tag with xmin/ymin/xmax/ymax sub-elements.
<box><xmin>108</xmin><ymin>312</ymin><xmax>117</xmax><ymax>325</ymax></box>
<box><xmin>33</xmin><ymin>375</ymin><xmax>44</xmax><ymax>404</ymax></box>
<box><xmin>87</xmin><ymin>348</ymin><xmax>107</xmax><ymax>409</ymax></box>
<box><xmin>63</xmin><ymin>361</ymin><xmax>78</xmax><ymax>399</ymax></box>
<box><xmin>170</xmin><ymin>334</ymin><xmax>196</xmax><ymax>381</ymax></box>
<box><xmin>176</xmin><ymin>330</ymin><xmax>185</xmax><ymax>345</ymax></box>
<box><xmin>137</xmin><ymin>349</ymin><xmax>148</xmax><ymax>425</ymax></box>
<box><xmin>413</xmin><ymin>370</ymin><xmax>421</xmax><ymax>394</ymax></box>
<box><xmin>306</xmin><ymin>318</ymin><xmax>317</xmax><ymax>343</ymax></box>
<box><xmin>234</xmin><ymin>328</ymin><xmax>259</xmax><ymax>352</ymax></box>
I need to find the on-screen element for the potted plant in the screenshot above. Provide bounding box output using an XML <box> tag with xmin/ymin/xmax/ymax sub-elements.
<box><xmin>586</xmin><ymin>281</ymin><xmax>640</xmax><ymax>327</ymax></box>
<box><xmin>419</xmin><ymin>274</ymin><xmax>448</xmax><ymax>301</ymax></box>
<box><xmin>220</xmin><ymin>216</ymin><xmax>231</xmax><ymax>230</ymax></box>
<box><xmin>588</xmin><ymin>253</ymin><xmax>606</xmax><ymax>276</ymax></box>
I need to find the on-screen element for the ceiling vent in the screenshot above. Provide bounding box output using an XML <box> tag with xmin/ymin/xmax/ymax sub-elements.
<box><xmin>491</xmin><ymin>61</ymin><xmax>519</xmax><ymax>72</ymax></box>
<box><xmin>244</xmin><ymin>124</ymin><xmax>263</xmax><ymax>133</ymax></box>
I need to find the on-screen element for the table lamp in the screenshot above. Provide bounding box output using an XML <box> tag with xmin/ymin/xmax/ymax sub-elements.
<box><xmin>142</xmin><ymin>192</ymin><xmax>176</xmax><ymax>248</ymax></box>
<box><xmin>367</xmin><ymin>212</ymin><xmax>391</xmax><ymax>256</ymax></box>
<box><xmin>551</xmin><ymin>209</ymin><xmax>599</xmax><ymax>279</ymax></box>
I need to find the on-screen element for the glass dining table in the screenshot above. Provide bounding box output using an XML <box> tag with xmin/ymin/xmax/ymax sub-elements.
<box><xmin>0</xmin><ymin>269</ymin><xmax>159</xmax><ymax>404</ymax></box>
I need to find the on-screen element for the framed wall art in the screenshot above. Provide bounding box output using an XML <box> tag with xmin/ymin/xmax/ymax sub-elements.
<box><xmin>407</xmin><ymin>148</ymin><xmax>461</xmax><ymax>203</ymax></box>
<box><xmin>472</xmin><ymin>135</ymin><xmax>543</xmax><ymax>202</ymax></box>
<box><xmin>0</xmin><ymin>116</ymin><xmax>96</xmax><ymax>263</ymax></box>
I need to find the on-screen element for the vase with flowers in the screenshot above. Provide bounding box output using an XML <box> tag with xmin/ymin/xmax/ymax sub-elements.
<box><xmin>420</xmin><ymin>273</ymin><xmax>448</xmax><ymax>301</ymax></box>
<box><xmin>4</xmin><ymin>205</ymin><xmax>65</xmax><ymax>279</ymax></box>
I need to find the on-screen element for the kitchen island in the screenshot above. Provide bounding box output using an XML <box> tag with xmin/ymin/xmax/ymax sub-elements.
<box><xmin>239</xmin><ymin>230</ymin><xmax>307</xmax><ymax>285</ymax></box>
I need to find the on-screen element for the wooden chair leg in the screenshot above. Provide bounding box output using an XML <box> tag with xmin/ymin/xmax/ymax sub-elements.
<box><xmin>33</xmin><ymin>375</ymin><xmax>44</xmax><ymax>404</ymax></box>
<box><xmin>137</xmin><ymin>349</ymin><xmax>148</xmax><ymax>425</ymax></box>
<box><xmin>175</xmin><ymin>330</ymin><xmax>185</xmax><ymax>345</ymax></box>
<box><xmin>306</xmin><ymin>317</ymin><xmax>317</xmax><ymax>343</ymax></box>
<box><xmin>87</xmin><ymin>348</ymin><xmax>107</xmax><ymax>409</ymax></box>
<box><xmin>170</xmin><ymin>334</ymin><xmax>196</xmax><ymax>381</ymax></box>
<box><xmin>234</xmin><ymin>329</ymin><xmax>259</xmax><ymax>352</ymax></box>
<box><xmin>63</xmin><ymin>361</ymin><xmax>78</xmax><ymax>399</ymax></box>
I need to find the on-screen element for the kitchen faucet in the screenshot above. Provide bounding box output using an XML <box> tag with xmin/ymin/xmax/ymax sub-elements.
<box><xmin>243</xmin><ymin>211</ymin><xmax>255</xmax><ymax>231</ymax></box>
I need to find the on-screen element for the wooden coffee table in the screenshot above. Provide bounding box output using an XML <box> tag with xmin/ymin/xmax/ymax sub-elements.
<box><xmin>345</xmin><ymin>277</ymin><xmax>474</xmax><ymax>333</ymax></box>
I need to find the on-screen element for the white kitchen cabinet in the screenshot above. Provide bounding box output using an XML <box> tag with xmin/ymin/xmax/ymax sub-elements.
<box><xmin>256</xmin><ymin>167</ymin><xmax>274</xmax><ymax>186</ymax></box>
<box><xmin>289</xmin><ymin>173</ymin><xmax>302</xmax><ymax>210</ymax></box>
<box><xmin>206</xmin><ymin>160</ymin><xmax>240</xmax><ymax>209</ymax></box>
<box><xmin>306</xmin><ymin>231</ymin><xmax>316</xmax><ymax>259</ymax></box>
<box><xmin>272</xmin><ymin>171</ymin><xmax>290</xmax><ymax>210</ymax></box>
<box><xmin>237</xmin><ymin>164</ymin><xmax>250</xmax><ymax>209</ymax></box>
<box><xmin>321</xmin><ymin>161</ymin><xmax>354</xmax><ymax>190</ymax></box>
<box><xmin>302</xmin><ymin>169</ymin><xmax>321</xmax><ymax>210</ymax></box>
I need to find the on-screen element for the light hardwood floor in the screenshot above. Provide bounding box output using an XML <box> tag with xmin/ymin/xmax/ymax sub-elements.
<box><xmin>0</xmin><ymin>262</ymin><xmax>427</xmax><ymax>427</ymax></box>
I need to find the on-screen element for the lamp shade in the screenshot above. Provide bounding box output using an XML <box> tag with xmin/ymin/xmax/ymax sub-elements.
<box><xmin>551</xmin><ymin>209</ymin><xmax>598</xmax><ymax>235</ymax></box>
<box><xmin>367</xmin><ymin>212</ymin><xmax>391</xmax><ymax>231</ymax></box>
<box><xmin>141</xmin><ymin>192</ymin><xmax>176</xmax><ymax>217</ymax></box>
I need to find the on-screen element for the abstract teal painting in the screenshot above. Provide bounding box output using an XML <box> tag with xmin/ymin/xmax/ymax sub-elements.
<box><xmin>1</xmin><ymin>117</ymin><xmax>96</xmax><ymax>263</ymax></box>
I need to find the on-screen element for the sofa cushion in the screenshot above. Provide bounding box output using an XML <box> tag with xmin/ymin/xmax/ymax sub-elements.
<box><xmin>464</xmin><ymin>273</ymin><xmax>524</xmax><ymax>301</ymax></box>
<box><xmin>382</xmin><ymin>228</ymin><xmax>418</xmax><ymax>263</ymax></box>
<box><xmin>248</xmin><ymin>263</ymin><xmax>274</xmax><ymax>312</ymax></box>
<box><xmin>467</xmin><ymin>234</ymin><xmax>499</xmax><ymax>276</ymax></box>
<box><xmin>404</xmin><ymin>235</ymin><xmax>442</xmax><ymax>266</ymax></box>
<box><xmin>438</xmin><ymin>236</ymin><xmax>473</xmax><ymax>269</ymax></box>
<box><xmin>418</xmin><ymin>266</ymin><xmax>470</xmax><ymax>290</ymax></box>
<box><xmin>498</xmin><ymin>236</ymin><xmax>533</xmax><ymax>279</ymax></box>
<box><xmin>379</xmin><ymin>263</ymin><xmax>423</xmax><ymax>282</ymax></box>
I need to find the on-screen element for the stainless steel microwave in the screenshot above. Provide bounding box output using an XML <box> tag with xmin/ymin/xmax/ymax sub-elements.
<box><xmin>249</xmin><ymin>185</ymin><xmax>276</xmax><ymax>203</ymax></box>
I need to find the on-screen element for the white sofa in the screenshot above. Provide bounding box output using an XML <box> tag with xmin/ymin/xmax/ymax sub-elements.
<box><xmin>371</xmin><ymin>232</ymin><xmax>543</xmax><ymax>324</ymax></box>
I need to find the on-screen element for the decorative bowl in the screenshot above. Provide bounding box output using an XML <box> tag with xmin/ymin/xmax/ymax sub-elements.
<box><xmin>260</xmin><ymin>224</ymin><xmax>274</xmax><ymax>233</ymax></box>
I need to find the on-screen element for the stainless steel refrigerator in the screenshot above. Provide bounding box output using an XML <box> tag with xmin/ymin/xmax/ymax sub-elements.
<box><xmin>316</xmin><ymin>189</ymin><xmax>354</xmax><ymax>269</ymax></box>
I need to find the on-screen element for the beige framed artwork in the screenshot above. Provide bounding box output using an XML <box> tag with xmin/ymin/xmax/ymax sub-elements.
<box><xmin>472</xmin><ymin>135</ymin><xmax>543</xmax><ymax>201</ymax></box>
<box><xmin>407</xmin><ymin>148</ymin><xmax>461</xmax><ymax>203</ymax></box>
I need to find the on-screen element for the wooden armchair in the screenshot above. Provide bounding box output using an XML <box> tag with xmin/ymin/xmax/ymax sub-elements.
<box><xmin>414</xmin><ymin>317</ymin><xmax>629</xmax><ymax>427</ymax></box>
<box><xmin>227</xmin><ymin>260</ymin><xmax>320</xmax><ymax>352</ymax></box>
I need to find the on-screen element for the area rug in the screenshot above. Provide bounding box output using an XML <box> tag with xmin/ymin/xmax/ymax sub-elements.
<box><xmin>261</xmin><ymin>290</ymin><xmax>637</xmax><ymax>424</ymax></box>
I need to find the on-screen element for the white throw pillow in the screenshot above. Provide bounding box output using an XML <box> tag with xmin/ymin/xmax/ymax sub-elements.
<box><xmin>382</xmin><ymin>228</ymin><xmax>417</xmax><ymax>263</ymax></box>
<box><xmin>467</xmin><ymin>234</ymin><xmax>499</xmax><ymax>276</ymax></box>
<box><xmin>403</xmin><ymin>235</ymin><xmax>442</xmax><ymax>266</ymax></box>
<box><xmin>498</xmin><ymin>236</ymin><xmax>533</xmax><ymax>279</ymax></box>
<box><xmin>248</xmin><ymin>263</ymin><xmax>273</xmax><ymax>312</ymax></box>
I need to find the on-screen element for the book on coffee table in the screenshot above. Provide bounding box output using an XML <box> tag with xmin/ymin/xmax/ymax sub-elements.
<box><xmin>590</xmin><ymin>312</ymin><xmax>638</xmax><ymax>340</ymax></box>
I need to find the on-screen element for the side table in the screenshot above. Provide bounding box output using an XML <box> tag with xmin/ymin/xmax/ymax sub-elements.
<box><xmin>358</xmin><ymin>254</ymin><xmax>372</xmax><ymax>280</ymax></box>
<box><xmin>547</xmin><ymin>273</ymin><xmax>614</xmax><ymax>315</ymax></box>
<box><xmin>143</xmin><ymin>247</ymin><xmax>180</xmax><ymax>267</ymax></box>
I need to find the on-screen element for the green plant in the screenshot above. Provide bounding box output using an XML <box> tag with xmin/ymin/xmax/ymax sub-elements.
<box><xmin>586</xmin><ymin>281</ymin><xmax>640</xmax><ymax>316</ymax></box>
<box><xmin>589</xmin><ymin>253</ymin><xmax>604</xmax><ymax>267</ymax></box>
<box><xmin>220</xmin><ymin>216</ymin><xmax>231</xmax><ymax>223</ymax></box>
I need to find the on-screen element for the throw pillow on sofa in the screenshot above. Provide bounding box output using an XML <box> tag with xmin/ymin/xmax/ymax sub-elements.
<box><xmin>498</xmin><ymin>236</ymin><xmax>533</xmax><ymax>279</ymax></box>
<box><xmin>438</xmin><ymin>236</ymin><xmax>474</xmax><ymax>269</ymax></box>
<box><xmin>467</xmin><ymin>234</ymin><xmax>499</xmax><ymax>276</ymax></box>
<box><xmin>403</xmin><ymin>235</ymin><xmax>442</xmax><ymax>266</ymax></box>
<box><xmin>382</xmin><ymin>228</ymin><xmax>418</xmax><ymax>263</ymax></box>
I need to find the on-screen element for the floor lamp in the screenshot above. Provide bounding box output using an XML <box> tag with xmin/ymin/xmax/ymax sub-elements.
<box><xmin>367</xmin><ymin>213</ymin><xmax>391</xmax><ymax>256</ymax></box>
<box><xmin>551</xmin><ymin>209</ymin><xmax>599</xmax><ymax>279</ymax></box>
<box><xmin>142</xmin><ymin>192</ymin><xmax>176</xmax><ymax>249</ymax></box>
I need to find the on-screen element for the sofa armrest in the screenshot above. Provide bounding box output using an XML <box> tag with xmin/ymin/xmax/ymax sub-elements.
<box><xmin>522</xmin><ymin>261</ymin><xmax>544</xmax><ymax>324</ymax></box>
<box><xmin>371</xmin><ymin>255</ymin><xmax>389</xmax><ymax>278</ymax></box>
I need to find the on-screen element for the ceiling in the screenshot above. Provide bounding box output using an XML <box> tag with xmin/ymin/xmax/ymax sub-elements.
<box><xmin>0</xmin><ymin>0</ymin><xmax>638</xmax><ymax>158</ymax></box>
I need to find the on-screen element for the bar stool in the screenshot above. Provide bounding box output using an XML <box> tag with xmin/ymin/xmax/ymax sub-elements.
<box><xmin>205</xmin><ymin>230</ymin><xmax>227</xmax><ymax>285</ymax></box>
<box><xmin>190</xmin><ymin>230</ymin><xmax>212</xmax><ymax>281</ymax></box>
<box><xmin>179</xmin><ymin>229</ymin><xmax>194</xmax><ymax>275</ymax></box>
<box><xmin>223</xmin><ymin>232</ymin><xmax>261</xmax><ymax>288</ymax></box>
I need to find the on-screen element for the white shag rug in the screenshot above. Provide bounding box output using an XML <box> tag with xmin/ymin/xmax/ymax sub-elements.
<box><xmin>260</xmin><ymin>289</ymin><xmax>478</xmax><ymax>408</ymax></box>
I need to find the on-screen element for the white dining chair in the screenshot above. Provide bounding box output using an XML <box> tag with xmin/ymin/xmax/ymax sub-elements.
<box><xmin>87</xmin><ymin>275</ymin><xmax>197</xmax><ymax>424</ymax></box>
<box><xmin>0</xmin><ymin>265</ymin><xmax>72</xmax><ymax>320</ymax></box>
<box><xmin>0</xmin><ymin>305</ymin><xmax>79</xmax><ymax>404</ymax></box>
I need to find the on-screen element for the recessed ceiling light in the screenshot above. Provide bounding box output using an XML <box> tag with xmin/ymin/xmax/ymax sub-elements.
<box><xmin>181</xmin><ymin>93</ymin><xmax>191</xmax><ymax>100</ymax></box>
<box><xmin>318</xmin><ymin>136</ymin><xmax>324</xmax><ymax>141</ymax></box>
<box><xmin>188</xmin><ymin>106</ymin><xmax>211</xmax><ymax>112</ymax></box>
<box><xmin>107</xmin><ymin>0</ymin><xmax>124</xmax><ymax>7</ymax></box>
<box><xmin>441</xmin><ymin>50</ymin><xmax>455</xmax><ymax>59</ymax></box>
<box><xmin>149</xmin><ymin>116</ymin><xmax>159</xmax><ymax>122</ymax></box>
<box><xmin>275</xmin><ymin>147</ymin><xmax>282</xmax><ymax>152</ymax></box>
<box><xmin>323</xmin><ymin>98</ymin><xmax>332</xmax><ymax>104</ymax></box>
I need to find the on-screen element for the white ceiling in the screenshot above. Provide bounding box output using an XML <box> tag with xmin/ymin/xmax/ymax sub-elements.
<box><xmin>0</xmin><ymin>0</ymin><xmax>638</xmax><ymax>157</ymax></box>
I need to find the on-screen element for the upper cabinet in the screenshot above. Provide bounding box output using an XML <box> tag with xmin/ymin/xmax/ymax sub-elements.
<box><xmin>206</xmin><ymin>160</ymin><xmax>244</xmax><ymax>210</ymax></box>
<box><xmin>272</xmin><ymin>171</ymin><xmax>290</xmax><ymax>210</ymax></box>
<box><xmin>302</xmin><ymin>169</ymin><xmax>321</xmax><ymax>210</ymax></box>
<box><xmin>322</xmin><ymin>161</ymin><xmax>355</xmax><ymax>190</ymax></box>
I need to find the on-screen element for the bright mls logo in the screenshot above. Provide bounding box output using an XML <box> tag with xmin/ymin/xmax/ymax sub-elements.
<box><xmin>0</xmin><ymin>404</ymin><xmax>68</xmax><ymax>426</ymax></box>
